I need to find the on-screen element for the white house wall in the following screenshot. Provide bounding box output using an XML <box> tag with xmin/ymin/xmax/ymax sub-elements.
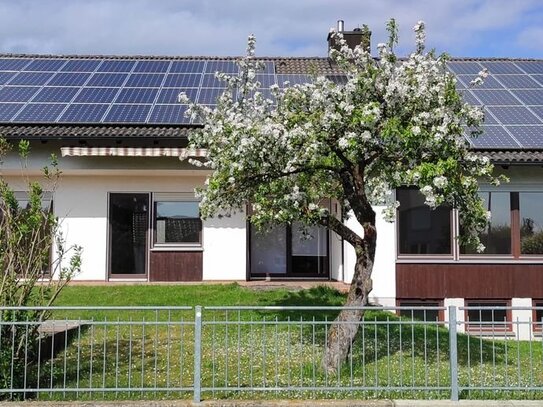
<box><xmin>343</xmin><ymin>206</ymin><xmax>396</xmax><ymax>306</ymax></box>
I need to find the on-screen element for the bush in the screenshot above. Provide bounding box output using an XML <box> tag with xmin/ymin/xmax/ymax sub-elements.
<box><xmin>0</xmin><ymin>139</ymin><xmax>82</xmax><ymax>398</ymax></box>
<box><xmin>521</xmin><ymin>231</ymin><xmax>543</xmax><ymax>254</ymax></box>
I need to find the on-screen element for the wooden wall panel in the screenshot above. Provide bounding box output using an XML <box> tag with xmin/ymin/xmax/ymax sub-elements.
<box><xmin>397</xmin><ymin>263</ymin><xmax>543</xmax><ymax>299</ymax></box>
<box><xmin>150</xmin><ymin>251</ymin><xmax>202</xmax><ymax>282</ymax></box>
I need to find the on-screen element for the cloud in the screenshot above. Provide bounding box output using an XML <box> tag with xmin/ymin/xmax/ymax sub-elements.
<box><xmin>0</xmin><ymin>0</ymin><xmax>541</xmax><ymax>58</ymax></box>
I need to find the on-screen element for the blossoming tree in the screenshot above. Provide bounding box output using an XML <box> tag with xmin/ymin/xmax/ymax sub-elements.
<box><xmin>181</xmin><ymin>19</ymin><xmax>502</xmax><ymax>371</ymax></box>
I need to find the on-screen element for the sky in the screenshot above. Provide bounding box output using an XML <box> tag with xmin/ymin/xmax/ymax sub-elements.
<box><xmin>0</xmin><ymin>0</ymin><xmax>542</xmax><ymax>59</ymax></box>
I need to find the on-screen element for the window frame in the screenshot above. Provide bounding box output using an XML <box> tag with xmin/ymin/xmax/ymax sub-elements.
<box><xmin>396</xmin><ymin>299</ymin><xmax>445</xmax><ymax>322</ymax></box>
<box><xmin>395</xmin><ymin>187</ymin><xmax>455</xmax><ymax>260</ymax></box>
<box><xmin>151</xmin><ymin>193</ymin><xmax>202</xmax><ymax>249</ymax></box>
<box><xmin>397</xmin><ymin>188</ymin><xmax>543</xmax><ymax>262</ymax></box>
<box><xmin>464</xmin><ymin>299</ymin><xmax>512</xmax><ymax>333</ymax></box>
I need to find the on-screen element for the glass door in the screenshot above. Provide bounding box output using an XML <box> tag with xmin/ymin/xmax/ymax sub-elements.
<box><xmin>291</xmin><ymin>222</ymin><xmax>328</xmax><ymax>276</ymax></box>
<box><xmin>249</xmin><ymin>223</ymin><xmax>329</xmax><ymax>278</ymax></box>
<box><xmin>109</xmin><ymin>193</ymin><xmax>149</xmax><ymax>278</ymax></box>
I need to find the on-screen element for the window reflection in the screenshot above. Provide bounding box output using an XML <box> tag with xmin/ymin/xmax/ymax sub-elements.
<box><xmin>154</xmin><ymin>201</ymin><xmax>201</xmax><ymax>244</ymax></box>
<box><xmin>397</xmin><ymin>188</ymin><xmax>451</xmax><ymax>255</ymax></box>
<box><xmin>520</xmin><ymin>193</ymin><xmax>543</xmax><ymax>254</ymax></box>
<box><xmin>462</xmin><ymin>192</ymin><xmax>511</xmax><ymax>255</ymax></box>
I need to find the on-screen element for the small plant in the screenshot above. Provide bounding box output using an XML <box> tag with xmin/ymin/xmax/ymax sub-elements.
<box><xmin>0</xmin><ymin>138</ymin><xmax>82</xmax><ymax>398</ymax></box>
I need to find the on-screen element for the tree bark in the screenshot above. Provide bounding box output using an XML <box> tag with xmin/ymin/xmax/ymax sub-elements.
<box><xmin>323</xmin><ymin>222</ymin><xmax>377</xmax><ymax>373</ymax></box>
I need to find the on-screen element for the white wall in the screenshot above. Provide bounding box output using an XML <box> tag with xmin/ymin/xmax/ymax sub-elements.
<box><xmin>4</xmin><ymin>171</ymin><xmax>247</xmax><ymax>281</ymax></box>
<box><xmin>343</xmin><ymin>206</ymin><xmax>396</xmax><ymax>306</ymax></box>
<box><xmin>203</xmin><ymin>210</ymin><xmax>247</xmax><ymax>280</ymax></box>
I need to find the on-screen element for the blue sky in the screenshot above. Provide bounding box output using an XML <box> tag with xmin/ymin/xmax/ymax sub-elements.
<box><xmin>0</xmin><ymin>0</ymin><xmax>541</xmax><ymax>58</ymax></box>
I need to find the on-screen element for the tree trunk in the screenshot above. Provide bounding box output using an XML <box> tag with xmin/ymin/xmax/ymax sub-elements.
<box><xmin>323</xmin><ymin>227</ymin><xmax>376</xmax><ymax>373</ymax></box>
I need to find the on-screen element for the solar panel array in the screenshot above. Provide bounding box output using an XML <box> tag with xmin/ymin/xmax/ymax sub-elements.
<box><xmin>449</xmin><ymin>60</ymin><xmax>543</xmax><ymax>149</ymax></box>
<box><xmin>0</xmin><ymin>57</ymin><xmax>294</xmax><ymax>125</ymax></box>
<box><xmin>0</xmin><ymin>56</ymin><xmax>542</xmax><ymax>149</ymax></box>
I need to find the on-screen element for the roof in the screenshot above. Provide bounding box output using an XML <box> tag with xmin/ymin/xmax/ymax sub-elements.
<box><xmin>0</xmin><ymin>53</ymin><xmax>541</xmax><ymax>150</ymax></box>
<box><xmin>0</xmin><ymin>124</ymin><xmax>190</xmax><ymax>140</ymax></box>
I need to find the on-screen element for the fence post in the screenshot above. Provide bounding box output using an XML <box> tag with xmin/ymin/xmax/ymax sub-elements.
<box><xmin>448</xmin><ymin>305</ymin><xmax>459</xmax><ymax>401</ymax></box>
<box><xmin>193</xmin><ymin>306</ymin><xmax>202</xmax><ymax>403</ymax></box>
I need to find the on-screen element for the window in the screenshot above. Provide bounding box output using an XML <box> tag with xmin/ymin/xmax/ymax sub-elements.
<box><xmin>520</xmin><ymin>193</ymin><xmax>543</xmax><ymax>255</ymax></box>
<box><xmin>397</xmin><ymin>188</ymin><xmax>451</xmax><ymax>255</ymax></box>
<box><xmin>534</xmin><ymin>300</ymin><xmax>543</xmax><ymax>332</ymax></box>
<box><xmin>465</xmin><ymin>300</ymin><xmax>511</xmax><ymax>332</ymax></box>
<box><xmin>462</xmin><ymin>192</ymin><xmax>511</xmax><ymax>255</ymax></box>
<box><xmin>153</xmin><ymin>194</ymin><xmax>201</xmax><ymax>246</ymax></box>
<box><xmin>397</xmin><ymin>299</ymin><xmax>443</xmax><ymax>322</ymax></box>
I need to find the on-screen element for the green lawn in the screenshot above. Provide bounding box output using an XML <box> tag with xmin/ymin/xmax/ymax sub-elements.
<box><xmin>3</xmin><ymin>284</ymin><xmax>543</xmax><ymax>401</ymax></box>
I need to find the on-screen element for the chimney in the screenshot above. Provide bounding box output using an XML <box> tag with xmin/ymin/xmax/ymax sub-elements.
<box><xmin>327</xmin><ymin>20</ymin><xmax>371</xmax><ymax>54</ymax></box>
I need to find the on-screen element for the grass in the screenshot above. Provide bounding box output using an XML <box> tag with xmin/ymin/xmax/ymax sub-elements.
<box><xmin>3</xmin><ymin>284</ymin><xmax>543</xmax><ymax>401</ymax></box>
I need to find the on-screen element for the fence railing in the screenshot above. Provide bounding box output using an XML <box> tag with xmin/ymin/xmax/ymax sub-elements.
<box><xmin>0</xmin><ymin>305</ymin><xmax>542</xmax><ymax>402</ymax></box>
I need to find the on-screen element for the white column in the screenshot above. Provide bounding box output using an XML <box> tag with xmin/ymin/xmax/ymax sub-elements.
<box><xmin>444</xmin><ymin>298</ymin><xmax>465</xmax><ymax>333</ymax></box>
<box><xmin>511</xmin><ymin>298</ymin><xmax>533</xmax><ymax>341</ymax></box>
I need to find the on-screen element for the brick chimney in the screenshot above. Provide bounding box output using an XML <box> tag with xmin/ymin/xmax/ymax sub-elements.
<box><xmin>327</xmin><ymin>20</ymin><xmax>371</xmax><ymax>54</ymax></box>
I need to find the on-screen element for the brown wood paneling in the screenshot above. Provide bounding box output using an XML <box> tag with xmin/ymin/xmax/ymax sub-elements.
<box><xmin>149</xmin><ymin>251</ymin><xmax>202</xmax><ymax>282</ymax></box>
<box><xmin>396</xmin><ymin>263</ymin><xmax>543</xmax><ymax>299</ymax></box>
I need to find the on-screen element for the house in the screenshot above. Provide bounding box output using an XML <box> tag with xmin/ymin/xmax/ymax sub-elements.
<box><xmin>0</xmin><ymin>24</ymin><xmax>542</xmax><ymax>337</ymax></box>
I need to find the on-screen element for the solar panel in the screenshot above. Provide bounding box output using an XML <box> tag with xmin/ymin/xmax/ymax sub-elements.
<box><xmin>13</xmin><ymin>103</ymin><xmax>67</xmax><ymax>122</ymax></box>
<box><xmin>125</xmin><ymin>73</ymin><xmax>164</xmax><ymax>87</ymax></box>
<box><xmin>0</xmin><ymin>86</ymin><xmax>40</xmax><ymax>102</ymax></box>
<box><xmin>157</xmin><ymin>88</ymin><xmax>198</xmax><ymax>104</ymax></box>
<box><xmin>0</xmin><ymin>58</ymin><xmax>31</xmax><ymax>70</ymax></box>
<box><xmin>531</xmin><ymin>75</ymin><xmax>543</xmax><ymax>86</ymax></box>
<box><xmin>494</xmin><ymin>75</ymin><xmax>541</xmax><ymax>89</ymax></box>
<box><xmin>459</xmin><ymin>90</ymin><xmax>482</xmax><ymax>105</ymax></box>
<box><xmin>23</xmin><ymin>59</ymin><xmax>66</xmax><ymax>72</ymax></box>
<box><xmin>60</xmin><ymin>59</ymin><xmax>101</xmax><ymax>72</ymax></box>
<box><xmin>482</xmin><ymin>62</ymin><xmax>523</xmax><ymax>75</ymax></box>
<box><xmin>201</xmin><ymin>74</ymin><xmax>227</xmax><ymax>88</ymax></box>
<box><xmin>197</xmin><ymin>88</ymin><xmax>227</xmax><ymax>104</ymax></box>
<box><xmin>514</xmin><ymin>61</ymin><xmax>543</xmax><ymax>74</ymax></box>
<box><xmin>163</xmin><ymin>73</ymin><xmax>202</xmax><ymax>88</ymax></box>
<box><xmin>59</xmin><ymin>103</ymin><xmax>109</xmax><ymax>122</ymax></box>
<box><xmin>115</xmin><ymin>88</ymin><xmax>159</xmax><ymax>104</ymax></box>
<box><xmin>97</xmin><ymin>60</ymin><xmax>136</xmax><ymax>73</ymax></box>
<box><xmin>530</xmin><ymin>106</ymin><xmax>543</xmax><ymax>121</ymax></box>
<box><xmin>9</xmin><ymin>72</ymin><xmax>54</xmax><ymax>86</ymax></box>
<box><xmin>148</xmin><ymin>104</ymin><xmax>191</xmax><ymax>124</ymax></box>
<box><xmin>48</xmin><ymin>72</ymin><xmax>92</xmax><ymax>86</ymax></box>
<box><xmin>276</xmin><ymin>74</ymin><xmax>313</xmax><ymax>87</ymax></box>
<box><xmin>74</xmin><ymin>87</ymin><xmax>119</xmax><ymax>103</ymax></box>
<box><xmin>506</xmin><ymin>125</ymin><xmax>543</xmax><ymax>147</ymax></box>
<box><xmin>482</xmin><ymin>108</ymin><xmax>499</xmax><ymax>124</ymax></box>
<box><xmin>511</xmin><ymin>89</ymin><xmax>543</xmax><ymax>105</ymax></box>
<box><xmin>32</xmin><ymin>87</ymin><xmax>80</xmax><ymax>103</ymax></box>
<box><xmin>326</xmin><ymin>75</ymin><xmax>349</xmax><ymax>85</ymax></box>
<box><xmin>133</xmin><ymin>60</ymin><xmax>170</xmax><ymax>73</ymax></box>
<box><xmin>487</xmin><ymin>106</ymin><xmax>541</xmax><ymax>125</ymax></box>
<box><xmin>466</xmin><ymin>125</ymin><xmax>520</xmax><ymax>148</ymax></box>
<box><xmin>471</xmin><ymin>89</ymin><xmax>521</xmax><ymax>105</ymax></box>
<box><xmin>205</xmin><ymin>60</ymin><xmax>238</xmax><ymax>74</ymax></box>
<box><xmin>447</xmin><ymin>62</ymin><xmax>484</xmax><ymax>74</ymax></box>
<box><xmin>103</xmin><ymin>104</ymin><xmax>152</xmax><ymax>123</ymax></box>
<box><xmin>0</xmin><ymin>103</ymin><xmax>23</xmax><ymax>120</ymax></box>
<box><xmin>87</xmin><ymin>73</ymin><xmax>128</xmax><ymax>87</ymax></box>
<box><xmin>456</xmin><ymin>75</ymin><xmax>504</xmax><ymax>89</ymax></box>
<box><xmin>255</xmin><ymin>74</ymin><xmax>276</xmax><ymax>88</ymax></box>
<box><xmin>0</xmin><ymin>71</ymin><xmax>16</xmax><ymax>84</ymax></box>
<box><xmin>169</xmin><ymin>60</ymin><xmax>206</xmax><ymax>73</ymax></box>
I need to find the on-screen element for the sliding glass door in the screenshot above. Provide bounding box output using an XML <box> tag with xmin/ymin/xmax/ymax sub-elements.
<box><xmin>249</xmin><ymin>223</ymin><xmax>329</xmax><ymax>278</ymax></box>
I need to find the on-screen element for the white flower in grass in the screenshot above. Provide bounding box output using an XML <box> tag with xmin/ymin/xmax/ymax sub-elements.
<box><xmin>412</xmin><ymin>126</ymin><xmax>421</xmax><ymax>136</ymax></box>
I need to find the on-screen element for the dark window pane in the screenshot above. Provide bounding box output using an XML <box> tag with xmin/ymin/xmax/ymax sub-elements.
<box><xmin>535</xmin><ymin>303</ymin><xmax>543</xmax><ymax>330</ymax></box>
<box><xmin>462</xmin><ymin>192</ymin><xmax>511</xmax><ymax>254</ymax></box>
<box><xmin>399</xmin><ymin>301</ymin><xmax>440</xmax><ymax>321</ymax></box>
<box><xmin>520</xmin><ymin>193</ymin><xmax>543</xmax><ymax>254</ymax></box>
<box><xmin>154</xmin><ymin>201</ymin><xmax>201</xmax><ymax>244</ymax></box>
<box><xmin>397</xmin><ymin>188</ymin><xmax>451</xmax><ymax>255</ymax></box>
<box><xmin>466</xmin><ymin>302</ymin><xmax>508</xmax><ymax>330</ymax></box>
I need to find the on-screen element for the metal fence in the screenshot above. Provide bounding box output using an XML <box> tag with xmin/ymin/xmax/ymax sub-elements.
<box><xmin>0</xmin><ymin>305</ymin><xmax>542</xmax><ymax>402</ymax></box>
